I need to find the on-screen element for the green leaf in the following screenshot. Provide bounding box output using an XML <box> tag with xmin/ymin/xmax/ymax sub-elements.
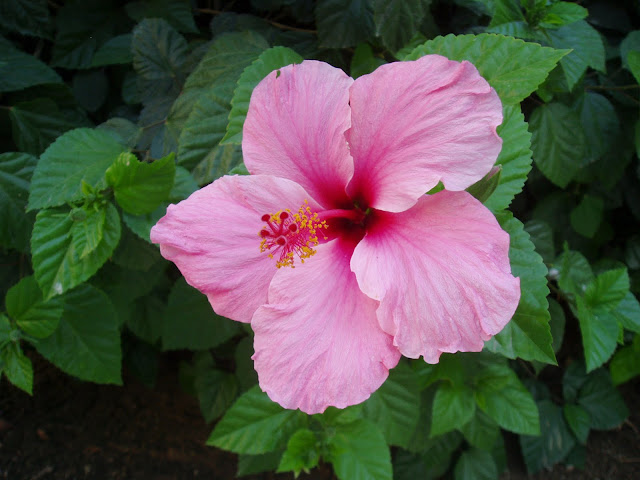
<box><xmin>577</xmin><ymin>268</ymin><xmax>630</xmax><ymax>372</ymax></box>
<box><xmin>192</xmin><ymin>352</ymin><xmax>239</xmax><ymax>423</ymax></box>
<box><xmin>576</xmin><ymin>296</ymin><xmax>619</xmax><ymax>373</ymax></box>
<box><xmin>207</xmin><ymin>385</ymin><xmax>307</xmax><ymax>454</ymax></box>
<box><xmin>474</xmin><ymin>363</ymin><xmax>540</xmax><ymax>435</ymax></box>
<box><xmin>555</xmin><ymin>248</ymin><xmax>594</xmax><ymax>298</ymax></box>
<box><xmin>91</xmin><ymin>34</ymin><xmax>132</xmax><ymax>67</ymax></box>
<box><xmin>613</xmin><ymin>292</ymin><xmax>640</xmax><ymax>333</ymax></box>
<box><xmin>524</xmin><ymin>220</ymin><xmax>554</xmax><ymax>264</ymax></box>
<box><xmin>0</xmin><ymin>36</ymin><xmax>61</xmax><ymax>92</ymax></box>
<box><xmin>361</xmin><ymin>361</ymin><xmax>420</xmax><ymax>448</ymax></box>
<box><xmin>529</xmin><ymin>102</ymin><xmax>586</xmax><ymax>188</ymax></box>
<box><xmin>584</xmin><ymin>268</ymin><xmax>629</xmax><ymax>309</ymax></box>
<box><xmin>620</xmin><ymin>30</ymin><xmax>640</xmax><ymax>71</ymax></box>
<box><xmin>162</xmin><ymin>278</ymin><xmax>241</xmax><ymax>351</ymax></box>
<box><xmin>570</xmin><ymin>195</ymin><xmax>604</xmax><ymax>238</ymax></box>
<box><xmin>177</xmin><ymin>90</ymin><xmax>231</xmax><ymax>171</ymax></box>
<box><xmin>577</xmin><ymin>369</ymin><xmax>628</xmax><ymax>430</ymax></box>
<box><xmin>106</xmin><ymin>152</ymin><xmax>176</xmax><ymax>215</ymax></box>
<box><xmin>0</xmin><ymin>152</ymin><xmax>36</xmax><ymax>251</ymax></box>
<box><xmin>327</xmin><ymin>419</ymin><xmax>392</xmax><ymax>480</ymax></box>
<box><xmin>485</xmin><ymin>213</ymin><xmax>555</xmax><ymax>364</ymax></box>
<box><xmin>235</xmin><ymin>336</ymin><xmax>259</xmax><ymax>393</ymax></box>
<box><xmin>5</xmin><ymin>276</ymin><xmax>63</xmax><ymax>339</ymax></box>
<box><xmin>519</xmin><ymin>400</ymin><xmax>576</xmax><ymax>473</ymax></box>
<box><xmin>122</xmin><ymin>205</ymin><xmax>166</xmax><ymax>243</ymax></box>
<box><xmin>70</xmin><ymin>207</ymin><xmax>106</xmax><ymax>259</ymax></box>
<box><xmin>372</xmin><ymin>0</ymin><xmax>431</xmax><ymax>52</ymax></box>
<box><xmin>125</xmin><ymin>0</ymin><xmax>197</xmax><ymax>33</ymax></box>
<box><xmin>352</xmin><ymin>44</ymin><xmax>387</xmax><ymax>82</ymax></box>
<box><xmin>35</xmin><ymin>284</ymin><xmax>122</xmax><ymax>384</ymax></box>
<box><xmin>277</xmin><ymin>429</ymin><xmax>320</xmax><ymax>475</ymax></box>
<box><xmin>1</xmin><ymin>343</ymin><xmax>33</xmax><ymax>394</ymax></box>
<box><xmin>629</xmin><ymin>51</ymin><xmax>640</xmax><ymax>85</ymax></box>
<box><xmin>316</xmin><ymin>0</ymin><xmax>374</xmax><ymax>48</ymax></box>
<box><xmin>459</xmin><ymin>410</ymin><xmax>500</xmax><ymax>451</ymax></box>
<box><xmin>221</xmin><ymin>46</ymin><xmax>303</xmax><ymax>145</ymax></box>
<box><xmin>548</xmin><ymin>297</ymin><xmax>566</xmax><ymax>353</ymax></box>
<box><xmin>0</xmin><ymin>0</ymin><xmax>53</xmax><ymax>38</ymax></box>
<box><xmin>51</xmin><ymin>0</ymin><xmax>128</xmax><ymax>69</ymax></box>
<box><xmin>393</xmin><ymin>447</ymin><xmax>451</xmax><ymax>480</ymax></box>
<box><xmin>72</xmin><ymin>70</ymin><xmax>109</xmax><ymax>112</ymax></box>
<box><xmin>484</xmin><ymin>105</ymin><xmax>532</xmax><ymax>212</ymax></box>
<box><xmin>132</xmin><ymin>18</ymin><xmax>188</xmax><ymax>85</ymax></box>
<box><xmin>466</xmin><ymin>167</ymin><xmax>501</xmax><ymax>204</ymax></box>
<box><xmin>563</xmin><ymin>404</ymin><xmax>590</xmax><ymax>444</ymax></box>
<box><xmin>167</xmin><ymin>31</ymin><xmax>268</xmax><ymax>155</ymax></box>
<box><xmin>0</xmin><ymin>314</ymin><xmax>12</xmax><ymax>342</ymax></box>
<box><xmin>489</xmin><ymin>0</ymin><xmax>525</xmax><ymax>26</ymax></box>
<box><xmin>610</xmin><ymin>335</ymin><xmax>640</xmax><ymax>385</ymax></box>
<box><xmin>8</xmin><ymin>98</ymin><xmax>83</xmax><ymax>156</ymax></box>
<box><xmin>404</xmin><ymin>33</ymin><xmax>569</xmax><ymax>105</ymax></box>
<box><xmin>454</xmin><ymin>448</ymin><xmax>497</xmax><ymax>480</ymax></box>
<box><xmin>98</xmin><ymin>118</ymin><xmax>142</xmax><ymax>148</ymax></box>
<box><xmin>28</xmin><ymin>128</ymin><xmax>127</xmax><ymax>211</ymax></box>
<box><xmin>237</xmin><ymin>451</ymin><xmax>283</xmax><ymax>477</ymax></box>
<box><xmin>431</xmin><ymin>382</ymin><xmax>476</xmax><ymax>437</ymax></box>
<box><xmin>548</xmin><ymin>20</ymin><xmax>605</xmax><ymax>90</ymax></box>
<box><xmin>540</xmin><ymin>2</ymin><xmax>588</xmax><ymax>28</ymax></box>
<box><xmin>562</xmin><ymin>361</ymin><xmax>588</xmax><ymax>403</ymax></box>
<box><xmin>169</xmin><ymin>166</ymin><xmax>198</xmax><ymax>202</ymax></box>
<box><xmin>572</xmin><ymin>92</ymin><xmax>619</xmax><ymax>164</ymax></box>
<box><xmin>31</xmin><ymin>204</ymin><xmax>121</xmax><ymax>300</ymax></box>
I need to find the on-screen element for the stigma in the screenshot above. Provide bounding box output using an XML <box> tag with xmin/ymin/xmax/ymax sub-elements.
<box><xmin>259</xmin><ymin>202</ymin><xmax>327</xmax><ymax>268</ymax></box>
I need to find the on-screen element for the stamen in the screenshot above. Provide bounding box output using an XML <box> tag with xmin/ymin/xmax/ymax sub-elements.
<box><xmin>258</xmin><ymin>201</ymin><xmax>328</xmax><ymax>268</ymax></box>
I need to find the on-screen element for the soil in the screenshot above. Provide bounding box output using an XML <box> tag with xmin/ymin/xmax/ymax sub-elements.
<box><xmin>0</xmin><ymin>352</ymin><xmax>638</xmax><ymax>480</ymax></box>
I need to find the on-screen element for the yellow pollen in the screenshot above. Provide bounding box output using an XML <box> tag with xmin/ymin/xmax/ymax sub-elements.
<box><xmin>258</xmin><ymin>201</ymin><xmax>328</xmax><ymax>268</ymax></box>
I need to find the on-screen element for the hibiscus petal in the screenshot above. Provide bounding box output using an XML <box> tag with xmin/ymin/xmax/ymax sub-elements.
<box><xmin>243</xmin><ymin>60</ymin><xmax>354</xmax><ymax>209</ymax></box>
<box><xmin>150</xmin><ymin>175</ymin><xmax>321</xmax><ymax>323</ymax></box>
<box><xmin>351</xmin><ymin>191</ymin><xmax>520</xmax><ymax>363</ymax></box>
<box><xmin>252</xmin><ymin>238</ymin><xmax>400</xmax><ymax>414</ymax></box>
<box><xmin>347</xmin><ymin>55</ymin><xmax>503</xmax><ymax>213</ymax></box>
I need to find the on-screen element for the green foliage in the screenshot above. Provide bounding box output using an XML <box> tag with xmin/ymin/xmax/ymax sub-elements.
<box><xmin>529</xmin><ymin>102</ymin><xmax>586</xmax><ymax>188</ymax></box>
<box><xmin>474</xmin><ymin>363</ymin><xmax>540</xmax><ymax>435</ymax></box>
<box><xmin>28</xmin><ymin>128</ymin><xmax>127</xmax><ymax>211</ymax></box>
<box><xmin>207</xmin><ymin>385</ymin><xmax>308</xmax><ymax>454</ymax></box>
<box><xmin>0</xmin><ymin>152</ymin><xmax>36</xmax><ymax>251</ymax></box>
<box><xmin>485</xmin><ymin>213</ymin><xmax>555</xmax><ymax>364</ymax></box>
<box><xmin>106</xmin><ymin>152</ymin><xmax>176</xmax><ymax>215</ymax></box>
<box><xmin>162</xmin><ymin>278</ymin><xmax>241</xmax><ymax>350</ymax></box>
<box><xmin>277</xmin><ymin>429</ymin><xmax>320</xmax><ymax>475</ymax></box>
<box><xmin>327</xmin><ymin>419</ymin><xmax>392</xmax><ymax>480</ymax></box>
<box><xmin>0</xmin><ymin>37</ymin><xmax>61</xmax><ymax>92</ymax></box>
<box><xmin>35</xmin><ymin>284</ymin><xmax>122</xmax><ymax>384</ymax></box>
<box><xmin>6</xmin><ymin>276</ymin><xmax>62</xmax><ymax>339</ymax></box>
<box><xmin>31</xmin><ymin>204</ymin><xmax>121</xmax><ymax>300</ymax></box>
<box><xmin>361</xmin><ymin>361</ymin><xmax>420</xmax><ymax>448</ymax></box>
<box><xmin>316</xmin><ymin>0</ymin><xmax>374</xmax><ymax>48</ymax></box>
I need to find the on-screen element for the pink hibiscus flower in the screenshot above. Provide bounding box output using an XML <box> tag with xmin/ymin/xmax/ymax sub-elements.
<box><xmin>150</xmin><ymin>55</ymin><xmax>521</xmax><ymax>414</ymax></box>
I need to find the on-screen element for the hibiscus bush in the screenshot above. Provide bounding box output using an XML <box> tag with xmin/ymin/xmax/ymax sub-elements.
<box><xmin>1</xmin><ymin>0</ymin><xmax>638</xmax><ymax>478</ymax></box>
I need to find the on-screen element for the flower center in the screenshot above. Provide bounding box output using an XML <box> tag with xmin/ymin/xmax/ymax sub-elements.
<box><xmin>259</xmin><ymin>201</ymin><xmax>328</xmax><ymax>268</ymax></box>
